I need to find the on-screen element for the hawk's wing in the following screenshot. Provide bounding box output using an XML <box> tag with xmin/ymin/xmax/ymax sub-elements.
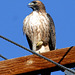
<box><xmin>26</xmin><ymin>35</ymin><xmax>32</xmax><ymax>50</ymax></box>
<box><xmin>47</xmin><ymin>13</ymin><xmax>56</xmax><ymax>50</ymax></box>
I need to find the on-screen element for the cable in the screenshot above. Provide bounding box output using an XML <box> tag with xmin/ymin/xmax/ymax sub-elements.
<box><xmin>0</xmin><ymin>54</ymin><xmax>7</xmax><ymax>60</ymax></box>
<box><xmin>0</xmin><ymin>35</ymin><xmax>75</xmax><ymax>74</ymax></box>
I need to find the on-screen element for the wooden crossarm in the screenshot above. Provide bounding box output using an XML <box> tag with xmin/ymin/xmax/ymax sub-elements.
<box><xmin>0</xmin><ymin>46</ymin><xmax>75</xmax><ymax>75</ymax></box>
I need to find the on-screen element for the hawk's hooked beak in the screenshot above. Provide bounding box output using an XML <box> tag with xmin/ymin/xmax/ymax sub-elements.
<box><xmin>28</xmin><ymin>2</ymin><xmax>34</xmax><ymax>7</ymax></box>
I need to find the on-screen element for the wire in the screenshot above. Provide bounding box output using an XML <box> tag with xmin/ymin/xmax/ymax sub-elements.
<box><xmin>0</xmin><ymin>35</ymin><xmax>75</xmax><ymax>74</ymax></box>
<box><xmin>0</xmin><ymin>54</ymin><xmax>7</xmax><ymax>60</ymax></box>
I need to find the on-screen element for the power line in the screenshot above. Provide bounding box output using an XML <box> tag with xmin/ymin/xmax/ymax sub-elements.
<box><xmin>0</xmin><ymin>54</ymin><xmax>7</xmax><ymax>60</ymax></box>
<box><xmin>0</xmin><ymin>35</ymin><xmax>75</xmax><ymax>74</ymax></box>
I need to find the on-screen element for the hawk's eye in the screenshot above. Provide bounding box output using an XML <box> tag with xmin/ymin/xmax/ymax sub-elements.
<box><xmin>32</xmin><ymin>1</ymin><xmax>37</xmax><ymax>4</ymax></box>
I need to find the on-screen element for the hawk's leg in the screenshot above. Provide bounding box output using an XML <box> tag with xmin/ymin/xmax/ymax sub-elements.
<box><xmin>33</xmin><ymin>43</ymin><xmax>36</xmax><ymax>51</ymax></box>
<box><xmin>36</xmin><ymin>41</ymin><xmax>43</xmax><ymax>47</ymax></box>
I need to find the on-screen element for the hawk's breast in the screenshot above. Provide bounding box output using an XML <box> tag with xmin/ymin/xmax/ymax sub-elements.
<box><xmin>23</xmin><ymin>11</ymin><xmax>50</xmax><ymax>44</ymax></box>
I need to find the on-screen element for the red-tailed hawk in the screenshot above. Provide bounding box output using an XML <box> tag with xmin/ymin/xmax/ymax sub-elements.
<box><xmin>23</xmin><ymin>1</ymin><xmax>56</xmax><ymax>53</ymax></box>
<box><xmin>23</xmin><ymin>1</ymin><xmax>56</xmax><ymax>75</ymax></box>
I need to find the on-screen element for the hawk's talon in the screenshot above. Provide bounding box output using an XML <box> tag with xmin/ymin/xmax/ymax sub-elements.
<box><xmin>36</xmin><ymin>41</ymin><xmax>43</xmax><ymax>47</ymax></box>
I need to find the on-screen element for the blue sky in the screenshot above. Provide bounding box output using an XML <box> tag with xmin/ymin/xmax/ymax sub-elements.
<box><xmin>0</xmin><ymin>0</ymin><xmax>75</xmax><ymax>75</ymax></box>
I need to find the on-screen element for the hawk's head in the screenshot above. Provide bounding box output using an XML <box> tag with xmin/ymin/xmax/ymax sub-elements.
<box><xmin>28</xmin><ymin>1</ymin><xmax>46</xmax><ymax>11</ymax></box>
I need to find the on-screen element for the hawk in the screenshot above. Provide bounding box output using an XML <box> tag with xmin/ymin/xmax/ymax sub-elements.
<box><xmin>23</xmin><ymin>0</ymin><xmax>56</xmax><ymax>53</ymax></box>
<box><xmin>23</xmin><ymin>1</ymin><xmax>56</xmax><ymax>75</ymax></box>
